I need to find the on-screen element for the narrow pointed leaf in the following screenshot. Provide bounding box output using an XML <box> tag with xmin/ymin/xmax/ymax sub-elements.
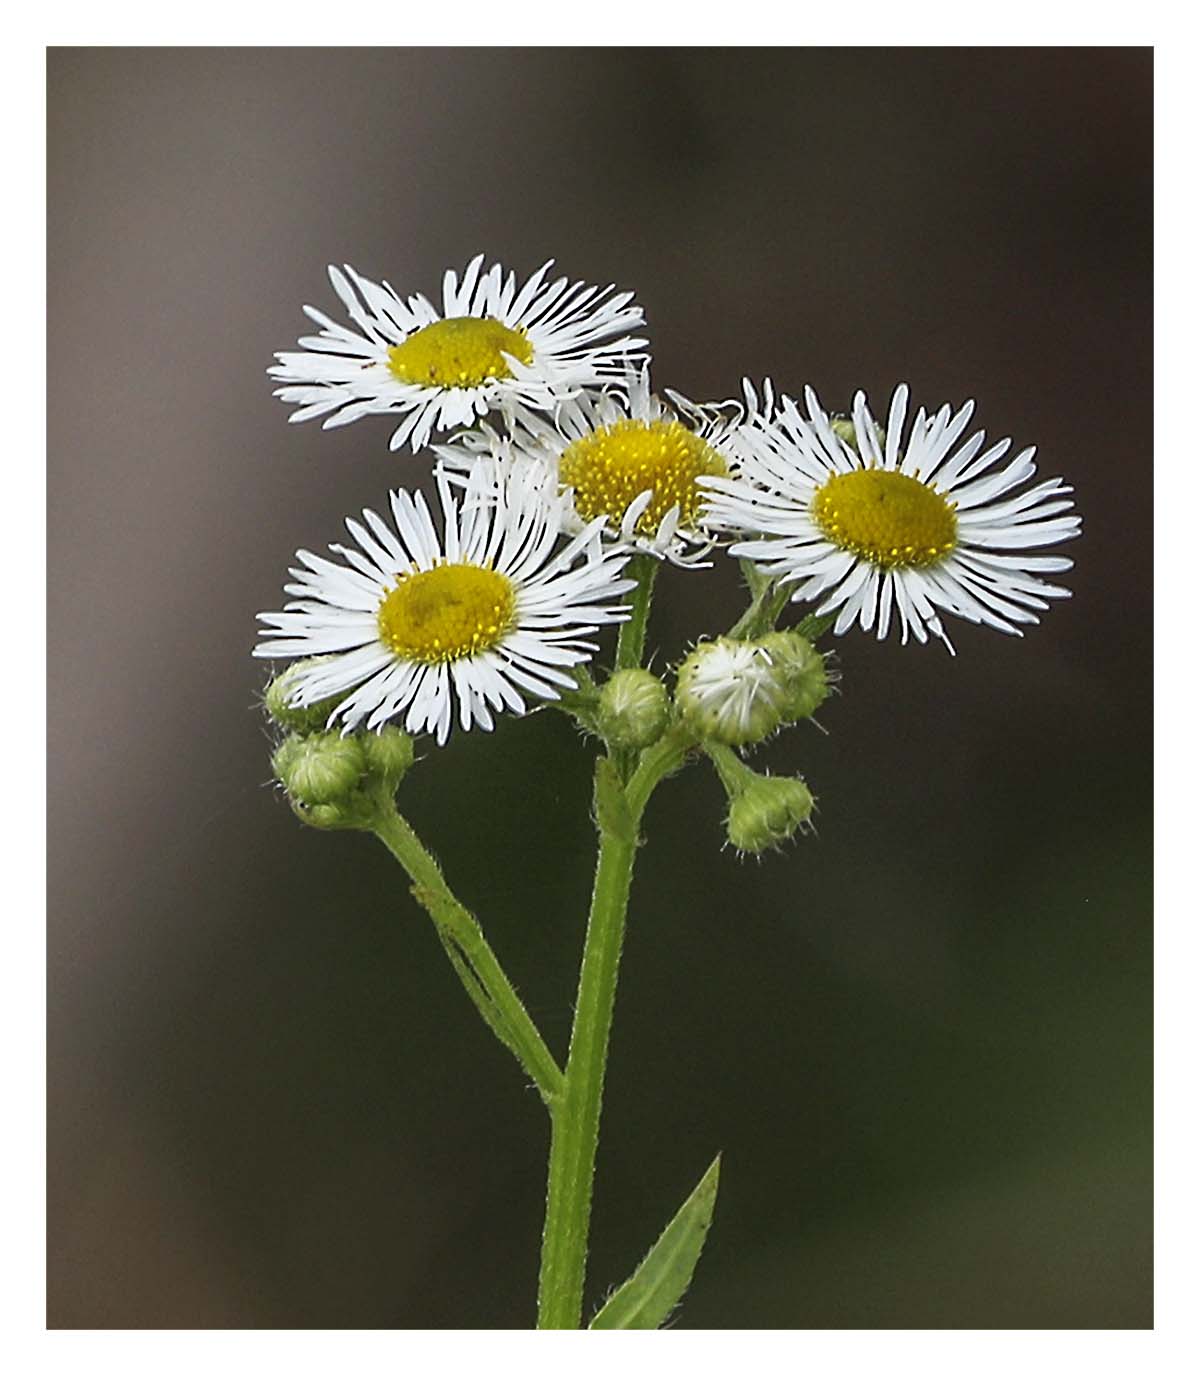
<box><xmin>589</xmin><ymin>1154</ymin><xmax>721</xmax><ymax>1329</ymax></box>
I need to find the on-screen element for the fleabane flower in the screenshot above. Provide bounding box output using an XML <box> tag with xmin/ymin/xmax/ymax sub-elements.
<box><xmin>269</xmin><ymin>256</ymin><xmax>647</xmax><ymax>453</ymax></box>
<box><xmin>253</xmin><ymin>462</ymin><xmax>635</xmax><ymax>745</ymax></box>
<box><xmin>702</xmin><ymin>383</ymin><xmax>1081</xmax><ymax>652</ymax></box>
<box><xmin>441</xmin><ymin>366</ymin><xmax>750</xmax><ymax>567</ymax></box>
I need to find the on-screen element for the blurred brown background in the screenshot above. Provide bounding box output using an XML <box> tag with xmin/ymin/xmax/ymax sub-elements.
<box><xmin>47</xmin><ymin>48</ymin><xmax>1151</xmax><ymax>1328</ymax></box>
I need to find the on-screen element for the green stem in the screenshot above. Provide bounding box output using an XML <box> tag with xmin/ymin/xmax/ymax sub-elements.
<box><xmin>610</xmin><ymin>555</ymin><xmax>660</xmax><ymax>780</ymax></box>
<box><xmin>626</xmin><ymin>726</ymin><xmax>693</xmax><ymax>819</ymax></box>
<box><xmin>728</xmin><ymin>563</ymin><xmax>791</xmax><ymax>639</ymax></box>
<box><xmin>371</xmin><ymin>802</ymin><xmax>564</xmax><ymax>1108</ymax></box>
<box><xmin>701</xmin><ymin>739</ymin><xmax>756</xmax><ymax>797</ymax></box>
<box><xmin>615</xmin><ymin>555</ymin><xmax>659</xmax><ymax>671</ymax></box>
<box><xmin>535</xmin><ymin>740</ymin><xmax>684</xmax><ymax>1328</ymax></box>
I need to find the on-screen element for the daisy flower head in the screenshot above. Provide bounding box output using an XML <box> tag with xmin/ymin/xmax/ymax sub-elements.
<box><xmin>269</xmin><ymin>256</ymin><xmax>648</xmax><ymax>454</ymax></box>
<box><xmin>701</xmin><ymin>383</ymin><xmax>1081</xmax><ymax>652</ymax></box>
<box><xmin>253</xmin><ymin>461</ymin><xmax>635</xmax><ymax>745</ymax></box>
<box><xmin>441</xmin><ymin>365</ymin><xmax>755</xmax><ymax>568</ymax></box>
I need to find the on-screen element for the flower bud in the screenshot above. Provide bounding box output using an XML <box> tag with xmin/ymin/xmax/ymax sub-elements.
<box><xmin>597</xmin><ymin>668</ymin><xmax>670</xmax><ymax>749</ymax></box>
<box><xmin>755</xmin><ymin>631</ymin><xmax>830</xmax><ymax>722</ymax></box>
<box><xmin>263</xmin><ymin>658</ymin><xmax>349</xmax><ymax>733</ymax></box>
<box><xmin>272</xmin><ymin>731</ymin><xmax>366</xmax><ymax>806</ymax></box>
<box><xmin>361</xmin><ymin>725</ymin><xmax>416</xmax><ymax>786</ymax></box>
<box><xmin>726</xmin><ymin>774</ymin><xmax>815</xmax><ymax>855</ymax></box>
<box><xmin>830</xmin><ymin>415</ymin><xmax>885</xmax><ymax>455</ymax></box>
<box><xmin>676</xmin><ymin>638</ymin><xmax>783</xmax><ymax>747</ymax></box>
<box><xmin>288</xmin><ymin>792</ymin><xmax>379</xmax><ymax>831</ymax></box>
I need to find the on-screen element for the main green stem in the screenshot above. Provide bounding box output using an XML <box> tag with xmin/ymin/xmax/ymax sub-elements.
<box><xmin>537</xmin><ymin>819</ymin><xmax>639</xmax><ymax>1328</ymax></box>
<box><xmin>536</xmin><ymin>556</ymin><xmax>665</xmax><ymax>1329</ymax></box>
<box><xmin>371</xmin><ymin>802</ymin><xmax>564</xmax><ymax>1107</ymax></box>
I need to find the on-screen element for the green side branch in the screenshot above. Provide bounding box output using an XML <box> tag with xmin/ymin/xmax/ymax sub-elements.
<box><xmin>371</xmin><ymin>803</ymin><xmax>564</xmax><ymax>1108</ymax></box>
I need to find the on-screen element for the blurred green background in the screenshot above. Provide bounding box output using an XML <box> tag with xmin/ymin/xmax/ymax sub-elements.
<box><xmin>47</xmin><ymin>48</ymin><xmax>1151</xmax><ymax>1327</ymax></box>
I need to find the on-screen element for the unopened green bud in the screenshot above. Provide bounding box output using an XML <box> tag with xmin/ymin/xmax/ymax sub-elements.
<box><xmin>272</xmin><ymin>731</ymin><xmax>366</xmax><ymax>806</ymax></box>
<box><xmin>288</xmin><ymin>792</ymin><xmax>379</xmax><ymax>831</ymax></box>
<box><xmin>263</xmin><ymin>658</ymin><xmax>349</xmax><ymax>733</ymax></box>
<box><xmin>361</xmin><ymin>726</ymin><xmax>416</xmax><ymax>785</ymax></box>
<box><xmin>726</xmin><ymin>774</ymin><xmax>815</xmax><ymax>855</ymax></box>
<box><xmin>756</xmin><ymin>631</ymin><xmax>830</xmax><ymax>722</ymax></box>
<box><xmin>676</xmin><ymin>638</ymin><xmax>783</xmax><ymax>747</ymax></box>
<box><xmin>830</xmin><ymin>414</ymin><xmax>884</xmax><ymax>455</ymax></box>
<box><xmin>597</xmin><ymin>669</ymin><xmax>670</xmax><ymax>749</ymax></box>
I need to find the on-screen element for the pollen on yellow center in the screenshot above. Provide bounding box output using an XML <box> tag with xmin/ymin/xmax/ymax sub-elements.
<box><xmin>558</xmin><ymin>419</ymin><xmax>727</xmax><ymax>535</ymax></box>
<box><xmin>386</xmin><ymin>316</ymin><xmax>534</xmax><ymax>389</ymax></box>
<box><xmin>377</xmin><ymin>563</ymin><xmax>517</xmax><ymax>665</ymax></box>
<box><xmin>812</xmin><ymin>468</ymin><xmax>958</xmax><ymax>569</ymax></box>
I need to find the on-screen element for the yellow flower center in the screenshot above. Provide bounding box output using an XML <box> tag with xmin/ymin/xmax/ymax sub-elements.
<box><xmin>558</xmin><ymin>419</ymin><xmax>727</xmax><ymax>536</ymax></box>
<box><xmin>812</xmin><ymin>469</ymin><xmax>958</xmax><ymax>569</ymax></box>
<box><xmin>377</xmin><ymin>564</ymin><xmax>517</xmax><ymax>664</ymax></box>
<box><xmin>386</xmin><ymin>316</ymin><xmax>534</xmax><ymax>389</ymax></box>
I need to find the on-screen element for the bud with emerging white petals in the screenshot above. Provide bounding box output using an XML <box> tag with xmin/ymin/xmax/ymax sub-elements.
<box><xmin>675</xmin><ymin>638</ymin><xmax>783</xmax><ymax>747</ymax></box>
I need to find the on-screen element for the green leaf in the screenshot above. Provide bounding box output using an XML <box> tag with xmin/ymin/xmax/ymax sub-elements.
<box><xmin>589</xmin><ymin>1154</ymin><xmax>721</xmax><ymax>1329</ymax></box>
<box><xmin>593</xmin><ymin>756</ymin><xmax>637</xmax><ymax>845</ymax></box>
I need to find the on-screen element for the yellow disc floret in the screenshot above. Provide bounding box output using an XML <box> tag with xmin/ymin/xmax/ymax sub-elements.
<box><xmin>386</xmin><ymin>316</ymin><xmax>534</xmax><ymax>389</ymax></box>
<box><xmin>377</xmin><ymin>563</ymin><xmax>517</xmax><ymax>665</ymax></box>
<box><xmin>558</xmin><ymin>419</ymin><xmax>727</xmax><ymax>536</ymax></box>
<box><xmin>812</xmin><ymin>468</ymin><xmax>958</xmax><ymax>569</ymax></box>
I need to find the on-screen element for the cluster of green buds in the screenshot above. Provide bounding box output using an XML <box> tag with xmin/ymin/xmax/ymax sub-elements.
<box><xmin>675</xmin><ymin>629</ymin><xmax>830</xmax><ymax>749</ymax></box>
<box><xmin>578</xmin><ymin>625</ymin><xmax>831</xmax><ymax>856</ymax></box>
<box><xmin>264</xmin><ymin>659</ymin><xmax>416</xmax><ymax>829</ymax></box>
<box><xmin>673</xmin><ymin>628</ymin><xmax>828</xmax><ymax>853</ymax></box>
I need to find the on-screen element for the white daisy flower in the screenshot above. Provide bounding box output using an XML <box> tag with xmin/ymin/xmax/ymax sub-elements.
<box><xmin>253</xmin><ymin>461</ymin><xmax>635</xmax><ymax>745</ymax></box>
<box><xmin>701</xmin><ymin>383</ymin><xmax>1081</xmax><ymax>652</ymax></box>
<box><xmin>269</xmin><ymin>256</ymin><xmax>647</xmax><ymax>453</ymax></box>
<box><xmin>439</xmin><ymin>366</ymin><xmax>754</xmax><ymax>567</ymax></box>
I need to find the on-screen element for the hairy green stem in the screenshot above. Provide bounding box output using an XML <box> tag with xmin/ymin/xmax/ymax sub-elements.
<box><xmin>536</xmin><ymin>752</ymin><xmax>683</xmax><ymax>1328</ymax></box>
<box><xmin>371</xmin><ymin>803</ymin><xmax>564</xmax><ymax>1107</ymax></box>
<box><xmin>536</xmin><ymin>817</ymin><xmax>638</xmax><ymax>1328</ymax></box>
<box><xmin>728</xmin><ymin>561</ymin><xmax>792</xmax><ymax>639</ymax></box>
<box><xmin>536</xmin><ymin>711</ymin><xmax>684</xmax><ymax>1323</ymax></box>
<box><xmin>615</xmin><ymin>555</ymin><xmax>659</xmax><ymax>671</ymax></box>
<box><xmin>701</xmin><ymin>740</ymin><xmax>756</xmax><ymax>796</ymax></box>
<box><xmin>626</xmin><ymin>726</ymin><xmax>693</xmax><ymax>819</ymax></box>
